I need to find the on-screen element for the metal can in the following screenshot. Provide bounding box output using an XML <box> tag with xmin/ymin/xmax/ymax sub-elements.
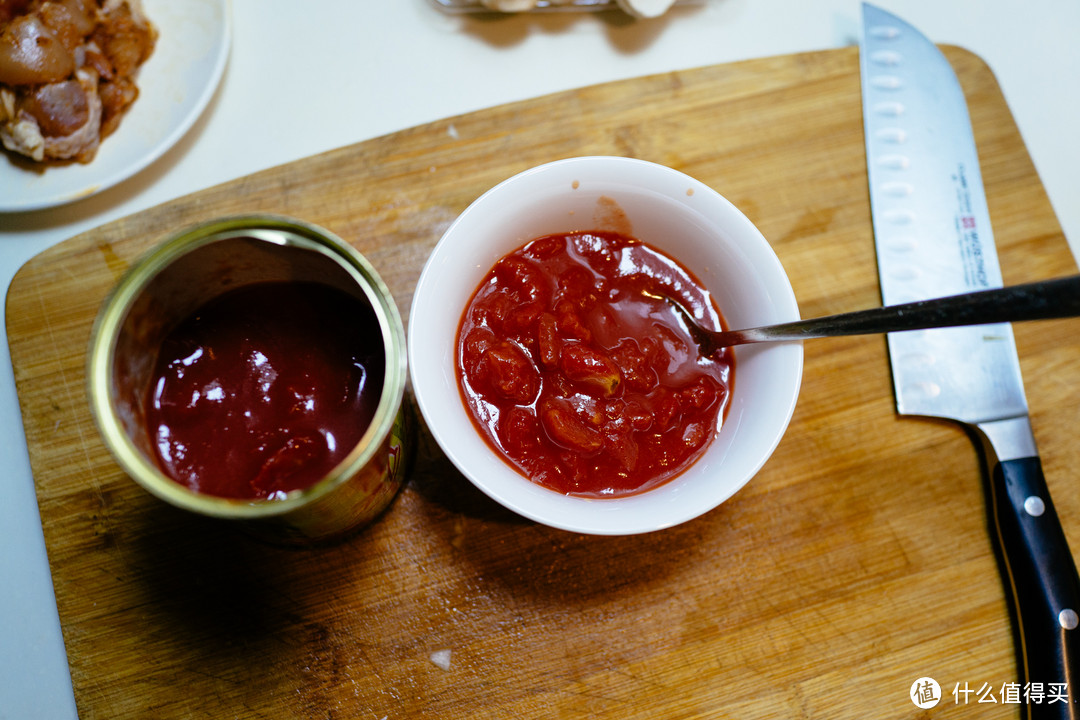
<box><xmin>87</xmin><ymin>214</ymin><xmax>411</xmax><ymax>545</ymax></box>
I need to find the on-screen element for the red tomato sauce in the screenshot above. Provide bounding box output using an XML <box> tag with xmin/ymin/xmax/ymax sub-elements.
<box><xmin>457</xmin><ymin>230</ymin><xmax>734</xmax><ymax>497</ymax></box>
<box><xmin>145</xmin><ymin>282</ymin><xmax>385</xmax><ymax>500</ymax></box>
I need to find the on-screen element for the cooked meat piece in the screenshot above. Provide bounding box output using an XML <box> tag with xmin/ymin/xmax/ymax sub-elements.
<box><xmin>21</xmin><ymin>76</ymin><xmax>88</xmax><ymax>135</ymax></box>
<box><xmin>93</xmin><ymin>0</ymin><xmax>154</xmax><ymax>77</ymax></box>
<box><xmin>38</xmin><ymin>0</ymin><xmax>98</xmax><ymax>52</ymax></box>
<box><xmin>97</xmin><ymin>71</ymin><xmax>134</xmax><ymax>136</ymax></box>
<box><xmin>39</xmin><ymin>66</ymin><xmax>100</xmax><ymax>160</ymax></box>
<box><xmin>0</xmin><ymin>13</ymin><xmax>75</xmax><ymax>85</ymax></box>
<box><xmin>0</xmin><ymin>0</ymin><xmax>154</xmax><ymax>164</ymax></box>
<box><xmin>0</xmin><ymin>66</ymin><xmax>100</xmax><ymax>161</ymax></box>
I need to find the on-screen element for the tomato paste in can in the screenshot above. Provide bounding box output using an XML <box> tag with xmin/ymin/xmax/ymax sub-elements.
<box><xmin>88</xmin><ymin>215</ymin><xmax>410</xmax><ymax>544</ymax></box>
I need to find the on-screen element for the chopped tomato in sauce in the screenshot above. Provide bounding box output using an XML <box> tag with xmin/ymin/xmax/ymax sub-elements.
<box><xmin>457</xmin><ymin>230</ymin><xmax>734</xmax><ymax>497</ymax></box>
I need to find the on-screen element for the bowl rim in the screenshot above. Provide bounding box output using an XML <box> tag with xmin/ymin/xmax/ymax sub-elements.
<box><xmin>408</xmin><ymin>156</ymin><xmax>802</xmax><ymax>534</ymax></box>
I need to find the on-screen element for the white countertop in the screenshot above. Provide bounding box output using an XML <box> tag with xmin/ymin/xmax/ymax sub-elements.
<box><xmin>2</xmin><ymin>1</ymin><xmax>1077</xmax><ymax>716</ymax></box>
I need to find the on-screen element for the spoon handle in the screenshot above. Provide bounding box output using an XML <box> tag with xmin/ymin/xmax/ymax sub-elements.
<box><xmin>717</xmin><ymin>275</ymin><xmax>1080</xmax><ymax>346</ymax></box>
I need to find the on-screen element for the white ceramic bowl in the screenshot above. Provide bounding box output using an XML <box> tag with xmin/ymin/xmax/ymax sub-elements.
<box><xmin>408</xmin><ymin>156</ymin><xmax>802</xmax><ymax>535</ymax></box>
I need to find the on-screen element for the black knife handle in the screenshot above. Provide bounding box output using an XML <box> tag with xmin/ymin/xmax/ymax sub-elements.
<box><xmin>988</xmin><ymin>454</ymin><xmax>1080</xmax><ymax>718</ymax></box>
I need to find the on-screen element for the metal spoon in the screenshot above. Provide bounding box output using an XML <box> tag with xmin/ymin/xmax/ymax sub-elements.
<box><xmin>656</xmin><ymin>275</ymin><xmax>1080</xmax><ymax>355</ymax></box>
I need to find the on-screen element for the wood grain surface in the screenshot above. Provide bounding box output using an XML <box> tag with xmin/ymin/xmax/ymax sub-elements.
<box><xmin>7</xmin><ymin>46</ymin><xmax>1079</xmax><ymax>719</ymax></box>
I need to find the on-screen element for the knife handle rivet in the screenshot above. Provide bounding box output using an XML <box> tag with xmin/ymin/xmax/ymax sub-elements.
<box><xmin>1059</xmin><ymin>609</ymin><xmax>1078</xmax><ymax>630</ymax></box>
<box><xmin>1023</xmin><ymin>495</ymin><xmax>1046</xmax><ymax>517</ymax></box>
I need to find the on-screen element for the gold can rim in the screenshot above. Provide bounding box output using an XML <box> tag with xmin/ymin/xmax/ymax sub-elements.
<box><xmin>87</xmin><ymin>214</ymin><xmax>408</xmax><ymax>519</ymax></box>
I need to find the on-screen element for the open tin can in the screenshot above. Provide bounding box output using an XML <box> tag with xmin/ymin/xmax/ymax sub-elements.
<box><xmin>87</xmin><ymin>215</ymin><xmax>411</xmax><ymax>545</ymax></box>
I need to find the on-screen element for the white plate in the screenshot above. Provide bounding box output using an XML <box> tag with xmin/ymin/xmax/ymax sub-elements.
<box><xmin>0</xmin><ymin>0</ymin><xmax>231</xmax><ymax>213</ymax></box>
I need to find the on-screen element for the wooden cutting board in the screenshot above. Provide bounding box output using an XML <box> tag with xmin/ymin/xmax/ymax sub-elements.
<box><xmin>8</xmin><ymin>46</ymin><xmax>1079</xmax><ymax>719</ymax></box>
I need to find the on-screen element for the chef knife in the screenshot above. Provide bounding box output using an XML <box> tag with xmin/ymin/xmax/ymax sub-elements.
<box><xmin>860</xmin><ymin>4</ymin><xmax>1080</xmax><ymax>715</ymax></box>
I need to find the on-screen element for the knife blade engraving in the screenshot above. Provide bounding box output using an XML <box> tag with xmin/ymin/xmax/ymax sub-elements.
<box><xmin>952</xmin><ymin>163</ymin><xmax>992</xmax><ymax>289</ymax></box>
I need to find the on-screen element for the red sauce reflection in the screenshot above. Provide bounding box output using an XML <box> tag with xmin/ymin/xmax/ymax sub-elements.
<box><xmin>145</xmin><ymin>282</ymin><xmax>385</xmax><ymax>500</ymax></box>
<box><xmin>457</xmin><ymin>231</ymin><xmax>734</xmax><ymax>497</ymax></box>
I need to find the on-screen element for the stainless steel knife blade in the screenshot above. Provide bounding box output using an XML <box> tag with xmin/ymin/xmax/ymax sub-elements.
<box><xmin>861</xmin><ymin>4</ymin><xmax>1080</xmax><ymax>714</ymax></box>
